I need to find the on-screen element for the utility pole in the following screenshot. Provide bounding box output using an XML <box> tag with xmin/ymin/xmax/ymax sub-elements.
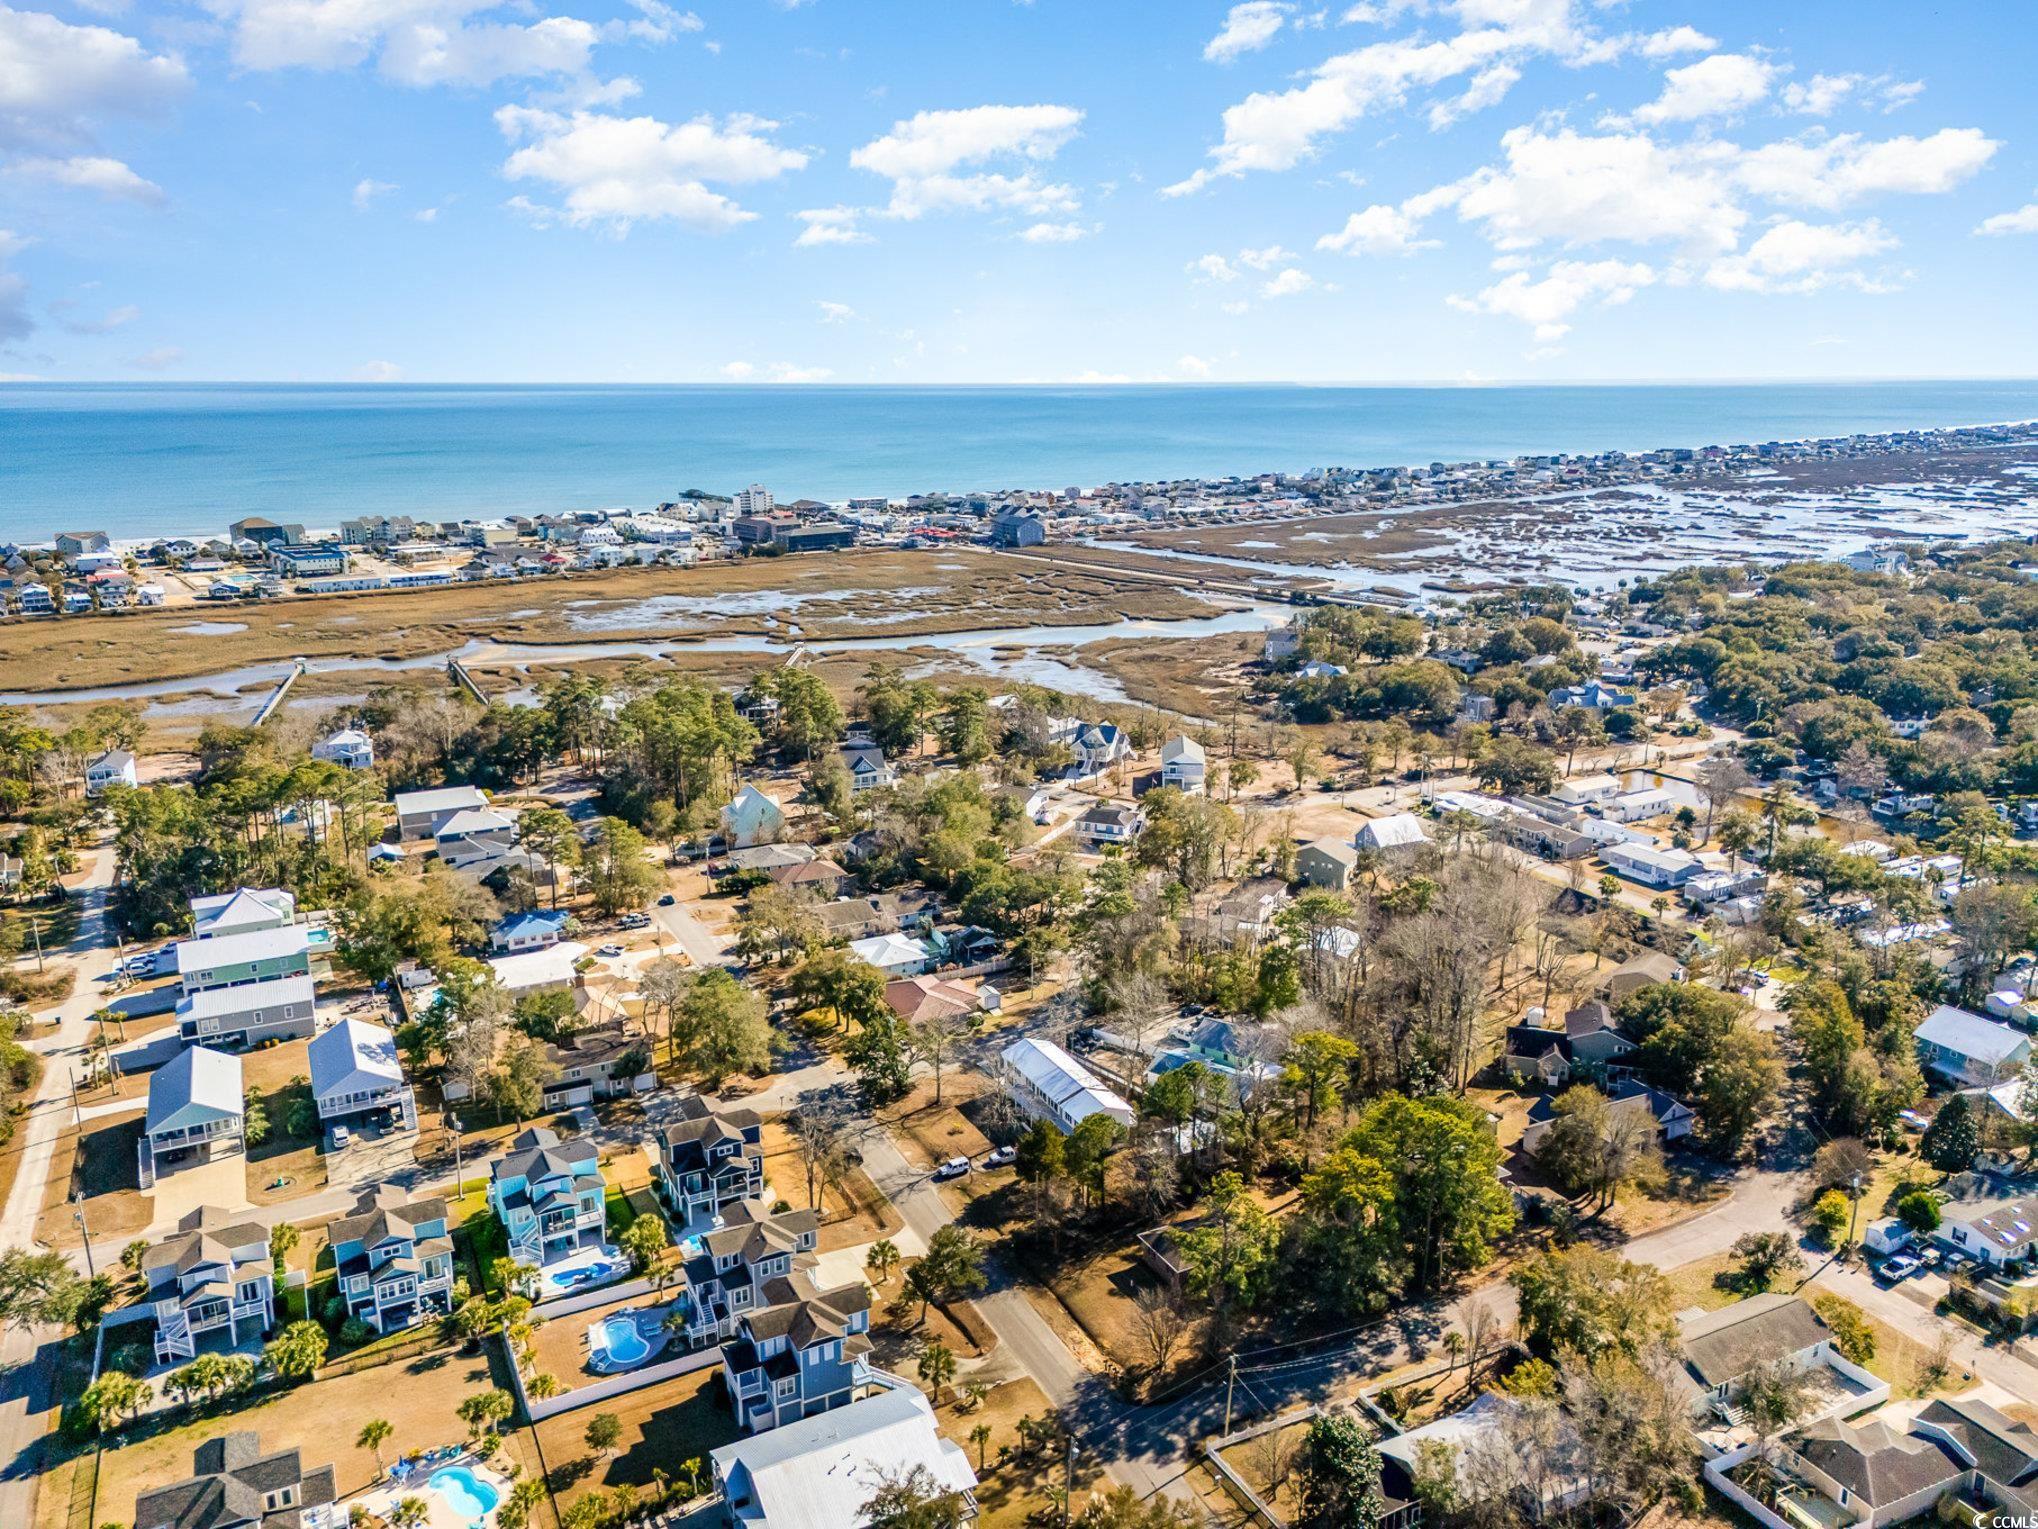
<box><xmin>29</xmin><ymin>914</ymin><xmax>43</xmax><ymax>972</ymax></box>
<box><xmin>1224</xmin><ymin>1353</ymin><xmax>1239</xmax><ymax>1436</ymax></box>
<box><xmin>1061</xmin><ymin>1430</ymin><xmax>1073</xmax><ymax>1529</ymax></box>
<box><xmin>72</xmin><ymin>1191</ymin><xmax>94</xmax><ymax>1279</ymax></box>
<box><xmin>1847</xmin><ymin>1171</ymin><xmax>1864</xmax><ymax>1262</ymax></box>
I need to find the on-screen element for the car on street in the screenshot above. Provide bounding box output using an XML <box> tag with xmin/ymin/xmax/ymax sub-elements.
<box><xmin>618</xmin><ymin>914</ymin><xmax>651</xmax><ymax>929</ymax></box>
<box><xmin>658</xmin><ymin>894</ymin><xmax>676</xmax><ymax>906</ymax></box>
<box><xmin>983</xmin><ymin>1145</ymin><xmax>1016</xmax><ymax>1168</ymax></box>
<box><xmin>596</xmin><ymin>943</ymin><xmax>624</xmax><ymax>958</ymax></box>
<box><xmin>933</xmin><ymin>1156</ymin><xmax>971</xmax><ymax>1181</ymax></box>
<box><xmin>1875</xmin><ymin>1253</ymin><xmax>1922</xmax><ymax>1283</ymax></box>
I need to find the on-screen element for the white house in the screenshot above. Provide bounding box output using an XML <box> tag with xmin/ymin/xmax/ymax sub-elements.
<box><xmin>839</xmin><ymin>746</ymin><xmax>898</xmax><ymax>793</ymax></box>
<box><xmin>1602</xmin><ymin>787</ymin><xmax>1675</xmax><ymax>823</ymax></box>
<box><xmin>709</xmin><ymin>1385</ymin><xmax>976</xmax><ymax>1529</ymax></box>
<box><xmin>85</xmin><ymin>748</ymin><xmax>138</xmax><ymax>794</ymax></box>
<box><xmin>1601</xmin><ymin>840</ymin><xmax>1705</xmax><ymax>888</ymax></box>
<box><xmin>1552</xmin><ymin>773</ymin><xmax>1621</xmax><ymax>806</ymax></box>
<box><xmin>393</xmin><ymin>784</ymin><xmax>489</xmax><ymax>839</ymax></box>
<box><xmin>491</xmin><ymin>910</ymin><xmax>569</xmax><ymax>953</ymax></box>
<box><xmin>308</xmin><ymin>1018</ymin><xmax>418</xmax><ymax>1137</ymax></box>
<box><xmin>190</xmin><ymin>887</ymin><xmax>296</xmax><ymax>939</ymax></box>
<box><xmin>1935</xmin><ymin>1195</ymin><xmax>2038</xmax><ymax>1269</ymax></box>
<box><xmin>1000</xmin><ymin>1036</ymin><xmax>1135</xmax><ymax>1133</ymax></box>
<box><xmin>722</xmin><ymin>785</ymin><xmax>786</xmax><ymax>849</ymax></box>
<box><xmin>1075</xmin><ymin>803</ymin><xmax>1143</xmax><ymax>848</ymax></box>
<box><xmin>312</xmin><ymin>727</ymin><xmax>375</xmax><ymax>771</ymax></box>
<box><xmin>1072</xmin><ymin>723</ymin><xmax>1131</xmax><ymax>776</ymax></box>
<box><xmin>1355</xmin><ymin>812</ymin><xmax>1431</xmax><ymax>854</ymax></box>
<box><xmin>1916</xmin><ymin>1004</ymin><xmax>2033</xmax><ymax>1087</ymax></box>
<box><xmin>488</xmin><ymin>940</ymin><xmax>587</xmax><ymax>995</ymax></box>
<box><xmin>1159</xmin><ymin>736</ymin><xmax>1207</xmax><ymax>793</ymax></box>
<box><xmin>847</xmin><ymin>932</ymin><xmax>932</xmax><ymax>978</ymax></box>
<box><xmin>1296</xmin><ymin>660</ymin><xmax>1347</xmax><ymax>680</ymax></box>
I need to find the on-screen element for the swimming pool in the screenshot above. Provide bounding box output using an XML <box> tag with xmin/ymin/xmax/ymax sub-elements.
<box><xmin>429</xmin><ymin>1465</ymin><xmax>502</xmax><ymax>1519</ymax></box>
<box><xmin>600</xmin><ymin>1314</ymin><xmax>650</xmax><ymax>1366</ymax></box>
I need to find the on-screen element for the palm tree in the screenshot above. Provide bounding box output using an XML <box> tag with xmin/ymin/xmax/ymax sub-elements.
<box><xmin>357</xmin><ymin>1418</ymin><xmax>394</xmax><ymax>1479</ymax></box>
<box><xmin>1442</xmin><ymin>1331</ymin><xmax>1466</xmax><ymax>1377</ymax></box>
<box><xmin>864</xmin><ymin>1239</ymin><xmax>900</xmax><ymax>1287</ymax></box>
<box><xmin>527</xmin><ymin>1372</ymin><xmax>561</xmax><ymax>1401</ymax></box>
<box><xmin>917</xmin><ymin>1341</ymin><xmax>956</xmax><ymax>1404</ymax></box>
<box><xmin>969</xmin><ymin>1422</ymin><xmax>993</xmax><ymax>1471</ymax></box>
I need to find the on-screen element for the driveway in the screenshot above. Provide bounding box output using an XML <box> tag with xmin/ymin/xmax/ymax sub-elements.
<box><xmin>145</xmin><ymin>1152</ymin><xmax>253</xmax><ymax>1234</ymax></box>
<box><xmin>652</xmin><ymin>898</ymin><xmax>733</xmax><ymax>969</ymax></box>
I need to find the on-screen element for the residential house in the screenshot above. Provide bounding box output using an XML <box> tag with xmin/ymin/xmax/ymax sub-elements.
<box><xmin>674</xmin><ymin>1197</ymin><xmax>820</xmax><ymax>1345</ymax></box>
<box><xmin>1264</xmin><ymin>625</ymin><xmax>1301</xmax><ymax>663</ymax></box>
<box><xmin>136</xmin><ymin>1207</ymin><xmax>274</xmax><ymax>1366</ymax></box>
<box><xmin>141</xmin><ymin>1046</ymin><xmax>246</xmax><ymax>1189</ymax></box>
<box><xmin>1075</xmin><ymin>802</ymin><xmax>1143</xmax><ymax>849</ymax></box>
<box><xmin>1202</xmin><ymin>877</ymin><xmax>1290</xmax><ymax>945</ymax></box>
<box><xmin>1602</xmin><ymin>950</ymin><xmax>1684</xmax><ymax>1001</ymax></box>
<box><xmin>175</xmin><ymin>925</ymin><xmax>313</xmax><ymax>994</ymax></box>
<box><xmin>491</xmin><ymin>909</ymin><xmax>569</xmax><ymax>953</ymax></box>
<box><xmin>719</xmin><ymin>1275</ymin><xmax>875</xmax><ymax>1433</ymax></box>
<box><xmin>1502</xmin><ymin>1000</ymin><xmax>1637</xmax><ymax>1087</ymax></box>
<box><xmin>176</xmin><ymin>975</ymin><xmax>316</xmax><ymax>1051</ymax></box>
<box><xmin>53</xmin><ymin>530</ymin><xmax>111</xmax><ymax>557</ymax></box>
<box><xmin>847</xmin><ymin>932</ymin><xmax>932</xmax><ymax>977</ymax></box>
<box><xmin>541</xmin><ymin>1023</ymin><xmax>650</xmax><ymax>1110</ymax></box>
<box><xmin>133</xmin><ymin>1432</ymin><xmax>338</xmax><ymax>1529</ymax></box>
<box><xmin>1552</xmin><ymin>773</ymin><xmax>1622</xmax><ymax>806</ymax></box>
<box><xmin>990</xmin><ymin>510</ymin><xmax>1046</xmax><ymax>547</ymax></box>
<box><xmin>307</xmin><ymin>1018</ymin><xmax>418</xmax><ymax>1138</ymax></box>
<box><xmin>391</xmin><ymin>784</ymin><xmax>489</xmax><ymax>840</ymax></box>
<box><xmin>434</xmin><ymin>807</ymin><xmax>518</xmax><ymax>867</ymax></box>
<box><xmin>1158</xmin><ymin>735</ymin><xmax>1207</xmax><ymax>793</ymax></box>
<box><xmin>1521</xmin><ymin>1076</ymin><xmax>1693</xmax><ymax>1156</ymax></box>
<box><xmin>1917</xmin><ymin>1005</ymin><xmax>2034</xmax><ymax>1087</ymax></box>
<box><xmin>1677</xmin><ymin>1293</ymin><xmax>1836</xmax><ymax>1407</ymax></box>
<box><xmin>709</xmin><ymin>1383</ymin><xmax>975</xmax><ymax>1526</ymax></box>
<box><xmin>1355</xmin><ymin>812</ymin><xmax>1431</xmax><ymax>854</ymax></box>
<box><xmin>767</xmin><ymin>858</ymin><xmax>851</xmax><ymax>899</ymax></box>
<box><xmin>1000</xmin><ymin>1036</ymin><xmax>1135</xmax><ymax>1133</ymax></box>
<box><xmin>1072</xmin><ymin>723</ymin><xmax>1131</xmax><ymax>776</ymax></box>
<box><xmin>1603</xmin><ymin>787</ymin><xmax>1675</xmax><ymax>823</ymax></box>
<box><xmin>722</xmin><ymin>786</ymin><xmax>787</xmax><ymax>848</ymax></box>
<box><xmin>1684</xmin><ymin>867</ymin><xmax>1767</xmax><ymax>907</ymax></box>
<box><xmin>488</xmin><ymin>1127</ymin><xmax>608</xmax><ymax>1267</ymax></box>
<box><xmin>838</xmin><ymin>746</ymin><xmax>897</xmax><ymax>793</ymax></box>
<box><xmin>1549</xmin><ymin>680</ymin><xmax>1636</xmax><ymax>710</ymax></box>
<box><xmin>190</xmin><ymin>887</ymin><xmax>296</xmax><ymax>939</ymax></box>
<box><xmin>1296</xmin><ymin>660</ymin><xmax>1347</xmax><ymax>680</ymax></box>
<box><xmin>1378</xmin><ymin>1394</ymin><xmax>1590</xmax><ymax>1528</ymax></box>
<box><xmin>311</xmin><ymin>728</ymin><xmax>374</xmax><ymax>771</ymax></box>
<box><xmin>883</xmin><ymin>975</ymin><xmax>978</xmax><ymax>1025</ymax></box>
<box><xmin>727</xmin><ymin>843</ymin><xmax>814</xmax><ymax>875</ymax></box>
<box><xmin>1296</xmin><ymin>836</ymin><xmax>1359</xmax><ymax>891</ymax></box>
<box><xmin>85</xmin><ymin>748</ymin><xmax>138</xmax><ymax>794</ymax></box>
<box><xmin>1601</xmin><ymin>841</ymin><xmax>1705</xmax><ymax>888</ymax></box>
<box><xmin>815</xmin><ymin>898</ymin><xmax>893</xmax><ymax>942</ymax></box>
<box><xmin>1934</xmin><ymin>1195</ymin><xmax>2038</xmax><ymax>1270</ymax></box>
<box><xmin>327</xmin><ymin>1186</ymin><xmax>454</xmax><ymax>1334</ymax></box>
<box><xmin>657</xmin><ymin>1093</ymin><xmax>766</xmax><ymax>1227</ymax></box>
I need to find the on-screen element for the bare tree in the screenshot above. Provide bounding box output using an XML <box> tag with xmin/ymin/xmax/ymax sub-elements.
<box><xmin>1696</xmin><ymin>755</ymin><xmax>1753</xmax><ymax>843</ymax></box>
<box><xmin>787</xmin><ymin>1086</ymin><xmax>860</xmax><ymax>1212</ymax></box>
<box><xmin>1133</xmin><ymin>1285</ymin><xmax>1190</xmax><ymax>1376</ymax></box>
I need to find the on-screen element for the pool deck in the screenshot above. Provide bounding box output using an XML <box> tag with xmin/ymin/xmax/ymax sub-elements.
<box><xmin>537</xmin><ymin>1240</ymin><xmax>626</xmax><ymax>1299</ymax></box>
<box><xmin>529</xmin><ymin>1288</ymin><xmax>684</xmax><ymax>1382</ymax></box>
<box><xmin>346</xmin><ymin>1453</ymin><xmax>513</xmax><ymax>1529</ymax></box>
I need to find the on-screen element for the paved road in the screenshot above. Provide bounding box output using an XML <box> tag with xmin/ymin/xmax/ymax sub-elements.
<box><xmin>652</xmin><ymin>897</ymin><xmax>733</xmax><ymax>969</ymax></box>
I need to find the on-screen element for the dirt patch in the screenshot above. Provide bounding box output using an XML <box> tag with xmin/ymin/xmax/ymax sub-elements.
<box><xmin>530</xmin><ymin>1365</ymin><xmax>736</xmax><ymax>1519</ymax></box>
<box><xmin>933</xmin><ymin>1377</ymin><xmax>1087</xmax><ymax>1529</ymax></box>
<box><xmin>759</xmin><ymin>1117</ymin><xmax>903</xmax><ymax>1252</ymax></box>
<box><xmin>39</xmin><ymin>1110</ymin><xmax>153</xmax><ymax>1248</ymax></box>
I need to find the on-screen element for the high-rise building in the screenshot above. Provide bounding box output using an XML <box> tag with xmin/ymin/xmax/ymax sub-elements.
<box><xmin>733</xmin><ymin>484</ymin><xmax>774</xmax><ymax>515</ymax></box>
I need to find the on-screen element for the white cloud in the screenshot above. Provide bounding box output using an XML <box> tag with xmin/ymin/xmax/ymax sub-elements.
<box><xmin>1316</xmin><ymin>200</ymin><xmax>1437</xmax><ymax>254</ymax></box>
<box><xmin>1704</xmin><ymin>218</ymin><xmax>1898</xmax><ymax>293</ymax></box>
<box><xmin>817</xmin><ymin>300</ymin><xmax>856</xmax><ymax>322</ymax></box>
<box><xmin>1261</xmin><ymin>267</ymin><xmax>1317</xmax><ymax>296</ymax></box>
<box><xmin>50</xmin><ymin>298</ymin><xmax>137</xmax><ymax>333</ymax></box>
<box><xmin>1220</xmin><ymin>298</ymin><xmax>1251</xmax><ymax>315</ymax></box>
<box><xmin>1734</xmin><ymin>127</ymin><xmax>1998</xmax><ymax>210</ymax></box>
<box><xmin>354</xmin><ymin>359</ymin><xmax>403</xmax><ymax>381</ymax></box>
<box><xmin>1176</xmin><ymin>353</ymin><xmax>1212</xmax><ymax>378</ymax></box>
<box><xmin>0</xmin><ymin>5</ymin><xmax>188</xmax><ymax>149</ymax></box>
<box><xmin>721</xmin><ymin>360</ymin><xmax>832</xmax><ymax>383</ymax></box>
<box><xmin>1631</xmin><ymin>53</ymin><xmax>1777</xmax><ymax>125</ymax></box>
<box><xmin>414</xmin><ymin>205</ymin><xmax>440</xmax><ymax>222</ymax></box>
<box><xmin>1019</xmin><ymin>221</ymin><xmax>1086</xmax><ymax>242</ymax></box>
<box><xmin>793</xmin><ymin>206</ymin><xmax>871</xmax><ymax>246</ymax></box>
<box><xmin>1636</xmin><ymin>25</ymin><xmax>1715</xmax><ymax>60</ymax></box>
<box><xmin>1189</xmin><ymin>253</ymin><xmax>1241</xmax><ymax>281</ymax></box>
<box><xmin>1238</xmin><ymin>244</ymin><xmax>1294</xmax><ymax>269</ymax></box>
<box><xmin>125</xmin><ymin>344</ymin><xmax>183</xmax><ymax>370</ymax></box>
<box><xmin>1205</xmin><ymin>1</ymin><xmax>1290</xmax><ymax>64</ymax></box>
<box><xmin>1781</xmin><ymin>73</ymin><xmax>1857</xmax><ymax>116</ymax></box>
<box><xmin>848</xmin><ymin>103</ymin><xmax>1083</xmax><ymax>221</ymax></box>
<box><xmin>496</xmin><ymin>106</ymin><xmax>807</xmax><ymax>233</ymax></box>
<box><xmin>1440</xmin><ymin>125</ymin><xmax>1748</xmax><ymax>253</ymax></box>
<box><xmin>1426</xmin><ymin>63</ymin><xmax>1517</xmax><ymax>130</ymax></box>
<box><xmin>1448</xmin><ymin>257</ymin><xmax>1656</xmax><ymax>338</ymax></box>
<box><xmin>4</xmin><ymin>153</ymin><xmax>162</xmax><ymax>204</ymax></box>
<box><xmin>1977</xmin><ymin>202</ymin><xmax>2038</xmax><ymax>237</ymax></box>
<box><xmin>353</xmin><ymin>177</ymin><xmax>396</xmax><ymax>210</ymax></box>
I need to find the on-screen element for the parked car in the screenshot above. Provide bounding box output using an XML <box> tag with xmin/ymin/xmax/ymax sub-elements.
<box><xmin>658</xmin><ymin>894</ymin><xmax>676</xmax><ymax>906</ymax></box>
<box><xmin>933</xmin><ymin>1156</ymin><xmax>971</xmax><ymax>1181</ymax></box>
<box><xmin>1875</xmin><ymin>1254</ymin><xmax>1922</xmax><ymax>1283</ymax></box>
<box><xmin>983</xmin><ymin>1145</ymin><xmax>1016</xmax><ymax>1168</ymax></box>
<box><xmin>123</xmin><ymin>951</ymin><xmax>159</xmax><ymax>977</ymax></box>
<box><xmin>597</xmin><ymin>943</ymin><xmax>624</xmax><ymax>958</ymax></box>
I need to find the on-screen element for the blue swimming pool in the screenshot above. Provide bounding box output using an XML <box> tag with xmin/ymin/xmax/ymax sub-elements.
<box><xmin>429</xmin><ymin>1465</ymin><xmax>502</xmax><ymax>1519</ymax></box>
<box><xmin>601</xmin><ymin>1314</ymin><xmax>650</xmax><ymax>1365</ymax></box>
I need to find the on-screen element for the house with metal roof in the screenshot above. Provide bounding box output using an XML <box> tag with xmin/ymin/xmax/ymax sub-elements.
<box><xmin>709</xmin><ymin>1383</ymin><xmax>976</xmax><ymax>1528</ymax></box>
<box><xmin>1159</xmin><ymin>735</ymin><xmax>1207</xmax><ymax>793</ymax></box>
<box><xmin>311</xmin><ymin>727</ymin><xmax>374</xmax><ymax>771</ymax></box>
<box><xmin>141</xmin><ymin>1046</ymin><xmax>245</xmax><ymax>1190</ymax></box>
<box><xmin>391</xmin><ymin>784</ymin><xmax>489</xmax><ymax>839</ymax></box>
<box><xmin>1917</xmin><ymin>1004</ymin><xmax>2034</xmax><ymax>1087</ymax></box>
<box><xmin>1000</xmin><ymin>1036</ymin><xmax>1135</xmax><ymax>1133</ymax></box>
<box><xmin>721</xmin><ymin>785</ymin><xmax>787</xmax><ymax>848</ymax></box>
<box><xmin>190</xmin><ymin>887</ymin><xmax>296</xmax><ymax>939</ymax></box>
<box><xmin>307</xmin><ymin>1017</ymin><xmax>417</xmax><ymax>1138</ymax></box>
<box><xmin>1355</xmin><ymin>811</ymin><xmax>1431</xmax><ymax>853</ymax></box>
<box><xmin>326</xmin><ymin>1186</ymin><xmax>453</xmax><ymax>1334</ymax></box>
<box><xmin>175</xmin><ymin>924</ymin><xmax>312</xmax><ymax>995</ymax></box>
<box><xmin>133</xmin><ymin>1430</ymin><xmax>339</xmax><ymax>1529</ymax></box>
<box><xmin>176</xmin><ymin>975</ymin><xmax>316</xmax><ymax>1052</ymax></box>
<box><xmin>490</xmin><ymin>908</ymin><xmax>570</xmax><ymax>953</ymax></box>
<box><xmin>847</xmin><ymin>931</ymin><xmax>932</xmax><ymax>977</ymax></box>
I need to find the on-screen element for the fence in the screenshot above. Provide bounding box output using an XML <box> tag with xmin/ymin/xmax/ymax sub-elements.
<box><xmin>1200</xmin><ymin>1405</ymin><xmax>1319</xmax><ymax>1529</ymax></box>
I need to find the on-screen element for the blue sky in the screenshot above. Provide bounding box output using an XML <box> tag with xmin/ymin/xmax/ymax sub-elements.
<box><xmin>1</xmin><ymin>0</ymin><xmax>2034</xmax><ymax>383</ymax></box>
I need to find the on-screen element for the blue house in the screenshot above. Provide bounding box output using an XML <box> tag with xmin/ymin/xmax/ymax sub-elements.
<box><xmin>490</xmin><ymin>909</ymin><xmax>569</xmax><ymax>954</ymax></box>
<box><xmin>720</xmin><ymin>1273</ymin><xmax>875</xmax><ymax>1433</ymax></box>
<box><xmin>327</xmin><ymin>1186</ymin><xmax>454</xmax><ymax>1333</ymax></box>
<box><xmin>488</xmin><ymin>1127</ymin><xmax>608</xmax><ymax>1268</ymax></box>
<box><xmin>673</xmin><ymin>1197</ymin><xmax>820</xmax><ymax>1346</ymax></box>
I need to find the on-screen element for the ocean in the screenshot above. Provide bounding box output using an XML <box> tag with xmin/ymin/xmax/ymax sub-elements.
<box><xmin>4</xmin><ymin>380</ymin><xmax>2038</xmax><ymax>544</ymax></box>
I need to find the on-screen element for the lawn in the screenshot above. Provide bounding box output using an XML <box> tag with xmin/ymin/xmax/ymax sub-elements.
<box><xmin>934</xmin><ymin>1378</ymin><xmax>1091</xmax><ymax>1529</ymax></box>
<box><xmin>1661</xmin><ymin>1251</ymin><xmax>1747</xmax><ymax>1314</ymax></box>
<box><xmin>37</xmin><ymin>1108</ymin><xmax>152</xmax><ymax>1250</ymax></box>
<box><xmin>1218</xmin><ymin>1415</ymin><xmax>1315</xmax><ymax>1523</ymax></box>
<box><xmin>60</xmin><ymin>1344</ymin><xmax>510</xmax><ymax>1529</ymax></box>
<box><xmin>1045</xmin><ymin>1235</ymin><xmax>1207</xmax><ymax>1386</ymax></box>
<box><xmin>530</xmin><ymin>1366</ymin><xmax>737</xmax><ymax>1520</ymax></box>
<box><xmin>757</xmin><ymin>1116</ymin><xmax>902</xmax><ymax>1252</ymax></box>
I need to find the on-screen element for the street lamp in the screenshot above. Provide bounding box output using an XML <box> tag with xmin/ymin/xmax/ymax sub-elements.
<box><xmin>71</xmin><ymin>1188</ymin><xmax>94</xmax><ymax>1279</ymax></box>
